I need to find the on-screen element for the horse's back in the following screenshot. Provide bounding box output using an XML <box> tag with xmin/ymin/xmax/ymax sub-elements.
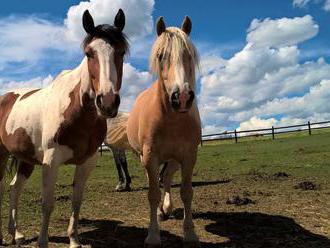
<box><xmin>105</xmin><ymin>112</ymin><xmax>130</xmax><ymax>150</ymax></box>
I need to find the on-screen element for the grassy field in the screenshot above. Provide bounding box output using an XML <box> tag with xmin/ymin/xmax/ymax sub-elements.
<box><xmin>1</xmin><ymin>131</ymin><xmax>330</xmax><ymax>247</ymax></box>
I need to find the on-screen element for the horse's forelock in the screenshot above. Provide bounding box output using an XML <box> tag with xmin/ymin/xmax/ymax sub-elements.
<box><xmin>149</xmin><ymin>27</ymin><xmax>199</xmax><ymax>75</ymax></box>
<box><xmin>82</xmin><ymin>24</ymin><xmax>129</xmax><ymax>52</ymax></box>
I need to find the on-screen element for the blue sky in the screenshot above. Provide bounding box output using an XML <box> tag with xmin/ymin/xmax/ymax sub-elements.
<box><xmin>1</xmin><ymin>0</ymin><xmax>329</xmax><ymax>57</ymax></box>
<box><xmin>1</xmin><ymin>0</ymin><xmax>330</xmax><ymax>133</ymax></box>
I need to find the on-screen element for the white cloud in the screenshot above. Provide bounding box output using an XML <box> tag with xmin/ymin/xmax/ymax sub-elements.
<box><xmin>293</xmin><ymin>0</ymin><xmax>312</xmax><ymax>8</ymax></box>
<box><xmin>0</xmin><ymin>16</ymin><xmax>77</xmax><ymax>71</ymax></box>
<box><xmin>119</xmin><ymin>63</ymin><xmax>153</xmax><ymax>112</ymax></box>
<box><xmin>202</xmin><ymin>124</ymin><xmax>228</xmax><ymax>135</ymax></box>
<box><xmin>238</xmin><ymin>117</ymin><xmax>277</xmax><ymax>131</ymax></box>
<box><xmin>324</xmin><ymin>0</ymin><xmax>330</xmax><ymax>10</ymax></box>
<box><xmin>65</xmin><ymin>0</ymin><xmax>154</xmax><ymax>42</ymax></box>
<box><xmin>0</xmin><ymin>0</ymin><xmax>155</xmax><ymax>77</ymax></box>
<box><xmin>247</xmin><ymin>15</ymin><xmax>318</xmax><ymax>48</ymax></box>
<box><xmin>251</xmin><ymin>79</ymin><xmax>330</xmax><ymax>119</ymax></box>
<box><xmin>0</xmin><ymin>75</ymin><xmax>53</xmax><ymax>94</ymax></box>
<box><xmin>293</xmin><ymin>0</ymin><xmax>330</xmax><ymax>11</ymax></box>
<box><xmin>199</xmin><ymin>15</ymin><xmax>330</xmax><ymax>133</ymax></box>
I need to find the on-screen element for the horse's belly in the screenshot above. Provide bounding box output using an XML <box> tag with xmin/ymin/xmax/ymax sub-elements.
<box><xmin>3</xmin><ymin>119</ymin><xmax>41</xmax><ymax>164</ymax></box>
<box><xmin>5</xmin><ymin>127</ymin><xmax>40</xmax><ymax>164</ymax></box>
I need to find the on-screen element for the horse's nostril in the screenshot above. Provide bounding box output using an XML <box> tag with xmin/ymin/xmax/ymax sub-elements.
<box><xmin>189</xmin><ymin>90</ymin><xmax>195</xmax><ymax>101</ymax></box>
<box><xmin>171</xmin><ymin>91</ymin><xmax>180</xmax><ymax>110</ymax></box>
<box><xmin>96</xmin><ymin>94</ymin><xmax>103</xmax><ymax>108</ymax></box>
<box><xmin>171</xmin><ymin>91</ymin><xmax>180</xmax><ymax>102</ymax></box>
<box><xmin>114</xmin><ymin>94</ymin><xmax>121</xmax><ymax>108</ymax></box>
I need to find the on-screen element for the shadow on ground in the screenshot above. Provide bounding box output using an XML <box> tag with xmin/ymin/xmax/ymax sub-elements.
<box><xmin>194</xmin><ymin>211</ymin><xmax>330</xmax><ymax>248</ymax></box>
<box><xmin>21</xmin><ymin>211</ymin><xmax>330</xmax><ymax>248</ymax></box>
<box><xmin>131</xmin><ymin>179</ymin><xmax>232</xmax><ymax>192</ymax></box>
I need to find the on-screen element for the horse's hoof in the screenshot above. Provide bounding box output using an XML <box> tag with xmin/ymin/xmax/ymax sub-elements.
<box><xmin>157</xmin><ymin>206</ymin><xmax>171</xmax><ymax>222</ymax></box>
<box><xmin>69</xmin><ymin>244</ymin><xmax>82</xmax><ymax>248</ymax></box>
<box><xmin>116</xmin><ymin>182</ymin><xmax>127</xmax><ymax>192</ymax></box>
<box><xmin>144</xmin><ymin>243</ymin><xmax>161</xmax><ymax>248</ymax></box>
<box><xmin>157</xmin><ymin>210</ymin><xmax>170</xmax><ymax>222</ymax></box>
<box><xmin>144</xmin><ymin>236</ymin><xmax>161</xmax><ymax>248</ymax></box>
<box><xmin>125</xmin><ymin>184</ymin><xmax>132</xmax><ymax>192</ymax></box>
<box><xmin>36</xmin><ymin>242</ymin><xmax>48</xmax><ymax>248</ymax></box>
<box><xmin>183</xmin><ymin>241</ymin><xmax>201</xmax><ymax>248</ymax></box>
<box><xmin>13</xmin><ymin>236</ymin><xmax>26</xmax><ymax>245</ymax></box>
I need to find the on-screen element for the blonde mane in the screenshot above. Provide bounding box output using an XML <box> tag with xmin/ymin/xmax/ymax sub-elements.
<box><xmin>149</xmin><ymin>27</ymin><xmax>199</xmax><ymax>75</ymax></box>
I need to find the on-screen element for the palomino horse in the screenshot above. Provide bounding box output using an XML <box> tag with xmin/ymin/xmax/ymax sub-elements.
<box><xmin>104</xmin><ymin>112</ymin><xmax>132</xmax><ymax>191</ymax></box>
<box><xmin>0</xmin><ymin>9</ymin><xmax>128</xmax><ymax>248</ymax></box>
<box><xmin>127</xmin><ymin>16</ymin><xmax>201</xmax><ymax>247</ymax></box>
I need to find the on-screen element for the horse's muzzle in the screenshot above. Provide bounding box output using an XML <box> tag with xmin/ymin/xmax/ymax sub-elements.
<box><xmin>170</xmin><ymin>89</ymin><xmax>195</xmax><ymax>113</ymax></box>
<box><xmin>96</xmin><ymin>93</ymin><xmax>120</xmax><ymax>118</ymax></box>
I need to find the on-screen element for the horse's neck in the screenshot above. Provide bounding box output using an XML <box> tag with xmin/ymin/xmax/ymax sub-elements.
<box><xmin>53</xmin><ymin>58</ymin><xmax>93</xmax><ymax>106</ymax></box>
<box><xmin>78</xmin><ymin>58</ymin><xmax>94</xmax><ymax>104</ymax></box>
<box><xmin>52</xmin><ymin>58</ymin><xmax>97</xmax><ymax>121</ymax></box>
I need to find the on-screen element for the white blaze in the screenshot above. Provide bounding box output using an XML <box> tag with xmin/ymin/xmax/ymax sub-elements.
<box><xmin>89</xmin><ymin>39</ymin><xmax>118</xmax><ymax>95</ymax></box>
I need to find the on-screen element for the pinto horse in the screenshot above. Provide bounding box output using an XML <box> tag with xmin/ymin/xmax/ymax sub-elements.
<box><xmin>0</xmin><ymin>9</ymin><xmax>128</xmax><ymax>248</ymax></box>
<box><xmin>127</xmin><ymin>16</ymin><xmax>201</xmax><ymax>247</ymax></box>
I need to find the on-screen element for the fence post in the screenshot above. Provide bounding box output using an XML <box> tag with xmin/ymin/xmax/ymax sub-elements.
<box><xmin>272</xmin><ymin>126</ymin><xmax>275</xmax><ymax>140</ymax></box>
<box><xmin>308</xmin><ymin>121</ymin><xmax>311</xmax><ymax>135</ymax></box>
<box><xmin>100</xmin><ymin>145</ymin><xmax>103</xmax><ymax>156</ymax></box>
<box><xmin>200</xmin><ymin>138</ymin><xmax>203</xmax><ymax>147</ymax></box>
<box><xmin>234</xmin><ymin>129</ymin><xmax>238</xmax><ymax>143</ymax></box>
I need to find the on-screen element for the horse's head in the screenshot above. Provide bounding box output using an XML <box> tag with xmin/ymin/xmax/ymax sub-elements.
<box><xmin>82</xmin><ymin>9</ymin><xmax>129</xmax><ymax>118</ymax></box>
<box><xmin>150</xmin><ymin>16</ymin><xmax>199</xmax><ymax>113</ymax></box>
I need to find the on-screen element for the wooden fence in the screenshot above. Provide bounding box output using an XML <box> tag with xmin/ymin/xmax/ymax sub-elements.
<box><xmin>201</xmin><ymin>120</ymin><xmax>330</xmax><ymax>145</ymax></box>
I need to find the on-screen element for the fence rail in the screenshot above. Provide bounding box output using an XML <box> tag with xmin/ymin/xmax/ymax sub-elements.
<box><xmin>201</xmin><ymin>120</ymin><xmax>330</xmax><ymax>144</ymax></box>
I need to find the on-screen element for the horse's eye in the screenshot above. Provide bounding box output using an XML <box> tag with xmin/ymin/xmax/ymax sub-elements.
<box><xmin>85</xmin><ymin>52</ymin><xmax>93</xmax><ymax>59</ymax></box>
<box><xmin>120</xmin><ymin>51</ymin><xmax>125</xmax><ymax>57</ymax></box>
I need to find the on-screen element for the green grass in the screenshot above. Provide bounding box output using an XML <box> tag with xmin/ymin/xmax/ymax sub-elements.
<box><xmin>199</xmin><ymin>129</ymin><xmax>330</xmax><ymax>181</ymax></box>
<box><xmin>1</xmin><ymin>130</ymin><xmax>329</xmax><ymax>247</ymax></box>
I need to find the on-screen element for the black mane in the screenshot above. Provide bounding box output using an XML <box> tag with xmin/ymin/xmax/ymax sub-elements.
<box><xmin>82</xmin><ymin>24</ymin><xmax>129</xmax><ymax>52</ymax></box>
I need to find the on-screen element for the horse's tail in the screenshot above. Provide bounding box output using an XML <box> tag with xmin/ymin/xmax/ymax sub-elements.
<box><xmin>105</xmin><ymin>112</ymin><xmax>131</xmax><ymax>150</ymax></box>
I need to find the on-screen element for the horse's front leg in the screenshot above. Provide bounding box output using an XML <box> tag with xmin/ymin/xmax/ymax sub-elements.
<box><xmin>67</xmin><ymin>154</ymin><xmax>97</xmax><ymax>248</ymax></box>
<box><xmin>142</xmin><ymin>148</ymin><xmax>161</xmax><ymax>247</ymax></box>
<box><xmin>181</xmin><ymin>154</ymin><xmax>199</xmax><ymax>247</ymax></box>
<box><xmin>37</xmin><ymin>147</ymin><xmax>66</xmax><ymax>248</ymax></box>
<box><xmin>158</xmin><ymin>161</ymin><xmax>179</xmax><ymax>221</ymax></box>
<box><xmin>0</xmin><ymin>146</ymin><xmax>9</xmax><ymax>245</ymax></box>
<box><xmin>8</xmin><ymin>161</ymin><xmax>34</xmax><ymax>245</ymax></box>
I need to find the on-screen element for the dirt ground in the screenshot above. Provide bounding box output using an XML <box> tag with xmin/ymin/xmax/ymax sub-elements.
<box><xmin>1</xmin><ymin>132</ymin><xmax>330</xmax><ymax>247</ymax></box>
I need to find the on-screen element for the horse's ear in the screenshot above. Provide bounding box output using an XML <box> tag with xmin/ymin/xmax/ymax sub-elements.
<box><xmin>114</xmin><ymin>9</ymin><xmax>125</xmax><ymax>31</ymax></box>
<box><xmin>156</xmin><ymin>16</ymin><xmax>166</xmax><ymax>36</ymax></box>
<box><xmin>181</xmin><ymin>16</ymin><xmax>192</xmax><ymax>36</ymax></box>
<box><xmin>83</xmin><ymin>10</ymin><xmax>95</xmax><ymax>34</ymax></box>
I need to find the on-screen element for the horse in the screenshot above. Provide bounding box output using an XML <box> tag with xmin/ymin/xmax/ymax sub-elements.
<box><xmin>127</xmin><ymin>16</ymin><xmax>201</xmax><ymax>247</ymax></box>
<box><xmin>104</xmin><ymin>112</ymin><xmax>132</xmax><ymax>191</ymax></box>
<box><xmin>0</xmin><ymin>9</ymin><xmax>128</xmax><ymax>248</ymax></box>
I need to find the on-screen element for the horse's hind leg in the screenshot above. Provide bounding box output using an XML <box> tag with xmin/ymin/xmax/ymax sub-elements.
<box><xmin>67</xmin><ymin>154</ymin><xmax>97</xmax><ymax>248</ymax></box>
<box><xmin>111</xmin><ymin>146</ymin><xmax>126</xmax><ymax>191</ymax></box>
<box><xmin>0</xmin><ymin>146</ymin><xmax>9</xmax><ymax>245</ymax></box>
<box><xmin>181</xmin><ymin>154</ymin><xmax>199</xmax><ymax>247</ymax></box>
<box><xmin>8</xmin><ymin>160</ymin><xmax>34</xmax><ymax>245</ymax></box>
<box><xmin>158</xmin><ymin>161</ymin><xmax>179</xmax><ymax>221</ymax></box>
<box><xmin>119</xmin><ymin>150</ymin><xmax>131</xmax><ymax>191</ymax></box>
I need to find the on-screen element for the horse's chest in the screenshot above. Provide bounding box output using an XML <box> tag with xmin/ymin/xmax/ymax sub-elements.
<box><xmin>55</xmin><ymin>117</ymin><xmax>107</xmax><ymax>165</ymax></box>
